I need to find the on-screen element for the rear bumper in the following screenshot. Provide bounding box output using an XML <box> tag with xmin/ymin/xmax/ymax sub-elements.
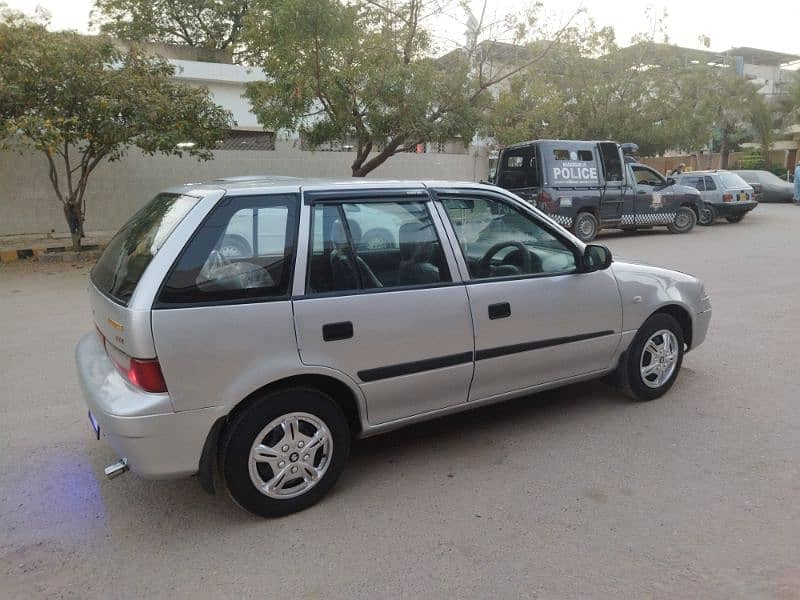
<box><xmin>712</xmin><ymin>201</ymin><xmax>757</xmax><ymax>216</ymax></box>
<box><xmin>75</xmin><ymin>332</ymin><xmax>225</xmax><ymax>479</ymax></box>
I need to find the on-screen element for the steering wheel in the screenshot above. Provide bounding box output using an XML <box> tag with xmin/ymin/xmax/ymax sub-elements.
<box><xmin>478</xmin><ymin>242</ymin><xmax>533</xmax><ymax>276</ymax></box>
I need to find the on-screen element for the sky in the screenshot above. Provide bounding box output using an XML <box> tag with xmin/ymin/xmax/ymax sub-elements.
<box><xmin>5</xmin><ymin>0</ymin><xmax>799</xmax><ymax>59</ymax></box>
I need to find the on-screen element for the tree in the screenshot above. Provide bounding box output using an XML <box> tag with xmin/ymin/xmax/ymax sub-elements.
<box><xmin>489</xmin><ymin>17</ymin><xmax>763</xmax><ymax>164</ymax></box>
<box><xmin>748</xmin><ymin>93</ymin><xmax>775</xmax><ymax>163</ymax></box>
<box><xmin>243</xmin><ymin>0</ymin><xmax>569</xmax><ymax>177</ymax></box>
<box><xmin>0</xmin><ymin>14</ymin><xmax>233</xmax><ymax>249</ymax></box>
<box><xmin>92</xmin><ymin>0</ymin><xmax>250</xmax><ymax>54</ymax></box>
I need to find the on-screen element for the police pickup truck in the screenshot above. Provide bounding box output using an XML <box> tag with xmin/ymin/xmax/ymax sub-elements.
<box><xmin>491</xmin><ymin>139</ymin><xmax>703</xmax><ymax>242</ymax></box>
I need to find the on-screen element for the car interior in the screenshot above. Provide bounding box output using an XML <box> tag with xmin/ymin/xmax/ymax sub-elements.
<box><xmin>307</xmin><ymin>202</ymin><xmax>451</xmax><ymax>293</ymax></box>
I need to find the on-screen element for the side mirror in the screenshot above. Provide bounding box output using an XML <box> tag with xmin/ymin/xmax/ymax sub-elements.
<box><xmin>666</xmin><ymin>177</ymin><xmax>676</xmax><ymax>186</ymax></box>
<box><xmin>582</xmin><ymin>244</ymin><xmax>613</xmax><ymax>272</ymax></box>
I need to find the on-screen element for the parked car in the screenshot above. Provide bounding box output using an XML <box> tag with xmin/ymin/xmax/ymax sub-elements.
<box><xmin>76</xmin><ymin>178</ymin><xmax>712</xmax><ymax>517</ymax></box>
<box><xmin>676</xmin><ymin>170</ymin><xmax>758</xmax><ymax>225</ymax></box>
<box><xmin>732</xmin><ymin>169</ymin><xmax>794</xmax><ymax>203</ymax></box>
<box><xmin>491</xmin><ymin>139</ymin><xmax>703</xmax><ymax>242</ymax></box>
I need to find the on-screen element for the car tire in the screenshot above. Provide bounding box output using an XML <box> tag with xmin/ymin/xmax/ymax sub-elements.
<box><xmin>618</xmin><ymin>313</ymin><xmax>685</xmax><ymax>402</ymax></box>
<box><xmin>725</xmin><ymin>214</ymin><xmax>745</xmax><ymax>223</ymax></box>
<box><xmin>572</xmin><ymin>212</ymin><xmax>599</xmax><ymax>242</ymax></box>
<box><xmin>698</xmin><ymin>204</ymin><xmax>716</xmax><ymax>226</ymax></box>
<box><xmin>667</xmin><ymin>206</ymin><xmax>696</xmax><ymax>234</ymax></box>
<box><xmin>221</xmin><ymin>387</ymin><xmax>350</xmax><ymax>518</ymax></box>
<box><xmin>220</xmin><ymin>234</ymin><xmax>252</xmax><ymax>259</ymax></box>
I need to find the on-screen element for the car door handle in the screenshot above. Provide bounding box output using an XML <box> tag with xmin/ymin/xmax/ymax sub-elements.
<box><xmin>322</xmin><ymin>321</ymin><xmax>353</xmax><ymax>341</ymax></box>
<box><xmin>488</xmin><ymin>302</ymin><xmax>511</xmax><ymax>320</ymax></box>
<box><xmin>637</xmin><ymin>189</ymin><xmax>647</xmax><ymax>194</ymax></box>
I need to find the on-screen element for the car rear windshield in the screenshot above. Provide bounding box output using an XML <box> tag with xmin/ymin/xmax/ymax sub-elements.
<box><xmin>718</xmin><ymin>172</ymin><xmax>749</xmax><ymax>189</ymax></box>
<box><xmin>91</xmin><ymin>192</ymin><xmax>200</xmax><ymax>305</ymax></box>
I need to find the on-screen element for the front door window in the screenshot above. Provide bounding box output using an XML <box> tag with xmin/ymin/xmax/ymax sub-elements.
<box><xmin>441</xmin><ymin>196</ymin><xmax>577</xmax><ymax>279</ymax></box>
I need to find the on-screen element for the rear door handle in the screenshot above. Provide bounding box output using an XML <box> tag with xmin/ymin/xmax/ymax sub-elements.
<box><xmin>322</xmin><ymin>321</ymin><xmax>353</xmax><ymax>341</ymax></box>
<box><xmin>488</xmin><ymin>302</ymin><xmax>511</xmax><ymax>320</ymax></box>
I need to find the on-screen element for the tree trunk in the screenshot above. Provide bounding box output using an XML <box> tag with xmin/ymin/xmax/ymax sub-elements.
<box><xmin>351</xmin><ymin>138</ymin><xmax>405</xmax><ymax>177</ymax></box>
<box><xmin>63</xmin><ymin>202</ymin><xmax>83</xmax><ymax>251</ymax></box>
<box><xmin>719</xmin><ymin>137</ymin><xmax>729</xmax><ymax>170</ymax></box>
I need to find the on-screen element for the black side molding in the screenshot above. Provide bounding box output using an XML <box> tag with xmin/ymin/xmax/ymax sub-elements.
<box><xmin>322</xmin><ymin>321</ymin><xmax>354</xmax><ymax>342</ymax></box>
<box><xmin>358</xmin><ymin>351</ymin><xmax>473</xmax><ymax>383</ymax></box>
<box><xmin>476</xmin><ymin>330</ymin><xmax>614</xmax><ymax>361</ymax></box>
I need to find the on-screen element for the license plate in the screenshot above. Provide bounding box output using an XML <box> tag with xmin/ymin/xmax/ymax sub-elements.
<box><xmin>88</xmin><ymin>410</ymin><xmax>100</xmax><ymax>440</ymax></box>
<box><xmin>738</xmin><ymin>192</ymin><xmax>747</xmax><ymax>202</ymax></box>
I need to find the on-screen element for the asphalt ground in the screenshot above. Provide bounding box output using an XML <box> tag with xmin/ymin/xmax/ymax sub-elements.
<box><xmin>1</xmin><ymin>204</ymin><xmax>798</xmax><ymax>599</ymax></box>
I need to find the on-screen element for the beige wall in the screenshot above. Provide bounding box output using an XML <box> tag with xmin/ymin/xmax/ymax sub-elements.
<box><xmin>0</xmin><ymin>142</ymin><xmax>489</xmax><ymax>236</ymax></box>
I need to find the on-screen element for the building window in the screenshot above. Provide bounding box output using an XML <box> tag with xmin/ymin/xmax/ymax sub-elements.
<box><xmin>217</xmin><ymin>130</ymin><xmax>275</xmax><ymax>151</ymax></box>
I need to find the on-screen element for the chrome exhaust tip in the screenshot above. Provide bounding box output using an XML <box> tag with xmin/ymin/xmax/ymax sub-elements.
<box><xmin>104</xmin><ymin>458</ymin><xmax>129</xmax><ymax>479</ymax></box>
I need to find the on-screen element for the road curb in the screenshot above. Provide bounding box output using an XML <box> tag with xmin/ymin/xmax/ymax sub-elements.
<box><xmin>0</xmin><ymin>244</ymin><xmax>104</xmax><ymax>263</ymax></box>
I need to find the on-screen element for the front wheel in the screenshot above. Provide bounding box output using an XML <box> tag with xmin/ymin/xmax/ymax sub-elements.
<box><xmin>572</xmin><ymin>212</ymin><xmax>599</xmax><ymax>242</ymax></box>
<box><xmin>725</xmin><ymin>214</ymin><xmax>745</xmax><ymax>223</ymax></box>
<box><xmin>618</xmin><ymin>313</ymin><xmax>685</xmax><ymax>401</ymax></box>
<box><xmin>667</xmin><ymin>206</ymin><xmax>697</xmax><ymax>234</ymax></box>
<box><xmin>221</xmin><ymin>387</ymin><xmax>350</xmax><ymax>517</ymax></box>
<box><xmin>698</xmin><ymin>204</ymin><xmax>716</xmax><ymax>226</ymax></box>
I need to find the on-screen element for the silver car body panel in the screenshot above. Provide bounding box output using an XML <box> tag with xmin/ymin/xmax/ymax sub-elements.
<box><xmin>464</xmin><ymin>271</ymin><xmax>622</xmax><ymax>401</ymax></box>
<box><xmin>75</xmin><ymin>177</ymin><xmax>711</xmax><ymax>478</ymax></box>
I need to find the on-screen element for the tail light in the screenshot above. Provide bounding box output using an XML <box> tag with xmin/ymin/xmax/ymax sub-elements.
<box><xmin>722</xmin><ymin>194</ymin><xmax>733</xmax><ymax>203</ymax></box>
<box><xmin>95</xmin><ymin>327</ymin><xmax>167</xmax><ymax>393</ymax></box>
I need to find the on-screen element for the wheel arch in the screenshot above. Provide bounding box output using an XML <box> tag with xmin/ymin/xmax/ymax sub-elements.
<box><xmin>198</xmin><ymin>372</ymin><xmax>365</xmax><ymax>494</ymax></box>
<box><xmin>651</xmin><ymin>303</ymin><xmax>693</xmax><ymax>350</ymax></box>
<box><xmin>680</xmin><ymin>201</ymin><xmax>699</xmax><ymax>216</ymax></box>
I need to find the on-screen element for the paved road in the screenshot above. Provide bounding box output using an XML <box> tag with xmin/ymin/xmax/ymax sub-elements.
<box><xmin>1</xmin><ymin>205</ymin><xmax>798</xmax><ymax>599</ymax></box>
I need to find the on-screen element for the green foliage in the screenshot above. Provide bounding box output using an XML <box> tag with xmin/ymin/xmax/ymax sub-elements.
<box><xmin>734</xmin><ymin>149</ymin><xmax>767</xmax><ymax>169</ymax></box>
<box><xmin>242</xmin><ymin>0</ymin><xmax>543</xmax><ymax>176</ymax></box>
<box><xmin>0</xmin><ymin>13</ymin><xmax>232</xmax><ymax>247</ymax></box>
<box><xmin>490</xmin><ymin>20</ymin><xmax>763</xmax><ymax>160</ymax></box>
<box><xmin>92</xmin><ymin>0</ymin><xmax>249</xmax><ymax>52</ymax></box>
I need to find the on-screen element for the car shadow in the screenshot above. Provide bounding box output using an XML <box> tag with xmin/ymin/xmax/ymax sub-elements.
<box><xmin>86</xmin><ymin>380</ymin><xmax>635</xmax><ymax>529</ymax></box>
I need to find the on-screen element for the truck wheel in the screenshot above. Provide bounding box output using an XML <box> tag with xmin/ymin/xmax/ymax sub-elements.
<box><xmin>572</xmin><ymin>212</ymin><xmax>599</xmax><ymax>242</ymax></box>
<box><xmin>698</xmin><ymin>204</ymin><xmax>716</xmax><ymax>226</ymax></box>
<box><xmin>221</xmin><ymin>387</ymin><xmax>350</xmax><ymax>517</ymax></box>
<box><xmin>667</xmin><ymin>207</ymin><xmax>696</xmax><ymax>234</ymax></box>
<box><xmin>725</xmin><ymin>214</ymin><xmax>745</xmax><ymax>223</ymax></box>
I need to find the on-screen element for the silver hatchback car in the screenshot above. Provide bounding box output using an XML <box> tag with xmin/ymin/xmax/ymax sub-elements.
<box><xmin>76</xmin><ymin>178</ymin><xmax>712</xmax><ymax>517</ymax></box>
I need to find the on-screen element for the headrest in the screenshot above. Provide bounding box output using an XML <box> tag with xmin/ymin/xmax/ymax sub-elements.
<box><xmin>399</xmin><ymin>222</ymin><xmax>435</xmax><ymax>262</ymax></box>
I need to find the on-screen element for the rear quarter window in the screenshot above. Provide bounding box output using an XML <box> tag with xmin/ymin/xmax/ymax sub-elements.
<box><xmin>156</xmin><ymin>194</ymin><xmax>299</xmax><ymax>306</ymax></box>
<box><xmin>91</xmin><ymin>193</ymin><xmax>199</xmax><ymax>305</ymax></box>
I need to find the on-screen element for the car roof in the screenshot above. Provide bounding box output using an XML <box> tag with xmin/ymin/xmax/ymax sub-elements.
<box><xmin>501</xmin><ymin>139</ymin><xmax>618</xmax><ymax>151</ymax></box>
<box><xmin>677</xmin><ymin>170</ymin><xmax>723</xmax><ymax>175</ymax></box>
<box><xmin>162</xmin><ymin>176</ymin><xmax>499</xmax><ymax>197</ymax></box>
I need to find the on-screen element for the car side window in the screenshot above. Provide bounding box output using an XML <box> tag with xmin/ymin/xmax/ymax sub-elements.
<box><xmin>157</xmin><ymin>194</ymin><xmax>299</xmax><ymax>305</ymax></box>
<box><xmin>704</xmin><ymin>176</ymin><xmax>717</xmax><ymax>191</ymax></box>
<box><xmin>633</xmin><ymin>166</ymin><xmax>666</xmax><ymax>187</ymax></box>
<box><xmin>441</xmin><ymin>195</ymin><xmax>577</xmax><ymax>280</ymax></box>
<box><xmin>307</xmin><ymin>200</ymin><xmax>451</xmax><ymax>294</ymax></box>
<box><xmin>683</xmin><ymin>176</ymin><xmax>704</xmax><ymax>191</ymax></box>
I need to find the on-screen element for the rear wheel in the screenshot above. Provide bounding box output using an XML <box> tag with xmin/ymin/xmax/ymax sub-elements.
<box><xmin>698</xmin><ymin>204</ymin><xmax>716</xmax><ymax>226</ymax></box>
<box><xmin>221</xmin><ymin>387</ymin><xmax>350</xmax><ymax>517</ymax></box>
<box><xmin>667</xmin><ymin>206</ymin><xmax>696</xmax><ymax>234</ymax></box>
<box><xmin>725</xmin><ymin>214</ymin><xmax>745</xmax><ymax>223</ymax></box>
<box><xmin>572</xmin><ymin>212</ymin><xmax>599</xmax><ymax>242</ymax></box>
